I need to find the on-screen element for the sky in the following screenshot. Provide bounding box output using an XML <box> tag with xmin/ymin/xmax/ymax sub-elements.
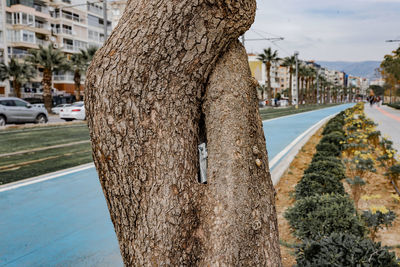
<box><xmin>244</xmin><ymin>0</ymin><xmax>400</xmax><ymax>62</ymax></box>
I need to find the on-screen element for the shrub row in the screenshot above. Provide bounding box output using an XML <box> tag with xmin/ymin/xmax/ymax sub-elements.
<box><xmin>284</xmin><ymin>105</ymin><xmax>398</xmax><ymax>265</ymax></box>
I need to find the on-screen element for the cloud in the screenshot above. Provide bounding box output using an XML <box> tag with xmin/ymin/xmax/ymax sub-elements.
<box><xmin>245</xmin><ymin>0</ymin><xmax>400</xmax><ymax>61</ymax></box>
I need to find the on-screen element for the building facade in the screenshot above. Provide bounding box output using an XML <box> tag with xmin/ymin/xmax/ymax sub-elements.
<box><xmin>1</xmin><ymin>0</ymin><xmax>125</xmax><ymax>98</ymax></box>
<box><xmin>248</xmin><ymin>54</ymin><xmax>290</xmax><ymax>99</ymax></box>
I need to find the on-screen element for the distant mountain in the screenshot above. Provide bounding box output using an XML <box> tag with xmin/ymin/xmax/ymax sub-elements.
<box><xmin>316</xmin><ymin>61</ymin><xmax>381</xmax><ymax>80</ymax></box>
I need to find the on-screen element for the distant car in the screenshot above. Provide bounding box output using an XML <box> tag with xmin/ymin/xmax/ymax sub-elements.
<box><xmin>52</xmin><ymin>104</ymin><xmax>71</xmax><ymax>114</ymax></box>
<box><xmin>279</xmin><ymin>99</ymin><xmax>289</xmax><ymax>107</ymax></box>
<box><xmin>32</xmin><ymin>103</ymin><xmax>45</xmax><ymax>110</ymax></box>
<box><xmin>0</xmin><ymin>97</ymin><xmax>48</xmax><ymax>126</ymax></box>
<box><xmin>59</xmin><ymin>101</ymin><xmax>85</xmax><ymax>121</ymax></box>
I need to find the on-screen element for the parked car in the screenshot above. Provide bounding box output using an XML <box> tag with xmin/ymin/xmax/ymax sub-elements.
<box><xmin>0</xmin><ymin>97</ymin><xmax>48</xmax><ymax>126</ymax></box>
<box><xmin>59</xmin><ymin>101</ymin><xmax>85</xmax><ymax>121</ymax></box>
<box><xmin>32</xmin><ymin>103</ymin><xmax>45</xmax><ymax>110</ymax></box>
<box><xmin>279</xmin><ymin>99</ymin><xmax>289</xmax><ymax>107</ymax></box>
<box><xmin>52</xmin><ymin>104</ymin><xmax>71</xmax><ymax>114</ymax></box>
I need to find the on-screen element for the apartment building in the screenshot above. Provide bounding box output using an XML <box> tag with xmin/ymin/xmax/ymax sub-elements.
<box><xmin>1</xmin><ymin>0</ymin><xmax>118</xmax><ymax>98</ymax></box>
<box><xmin>248</xmin><ymin>54</ymin><xmax>287</xmax><ymax>99</ymax></box>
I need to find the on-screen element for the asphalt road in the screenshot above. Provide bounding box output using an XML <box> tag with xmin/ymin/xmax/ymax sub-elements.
<box><xmin>0</xmin><ymin>104</ymin><xmax>353</xmax><ymax>266</ymax></box>
<box><xmin>364</xmin><ymin>104</ymin><xmax>400</xmax><ymax>155</ymax></box>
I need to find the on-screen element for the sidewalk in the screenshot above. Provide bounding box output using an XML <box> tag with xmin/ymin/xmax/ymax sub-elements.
<box><xmin>364</xmin><ymin>104</ymin><xmax>400</xmax><ymax>155</ymax></box>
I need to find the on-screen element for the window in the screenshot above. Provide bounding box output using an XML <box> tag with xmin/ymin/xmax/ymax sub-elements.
<box><xmin>88</xmin><ymin>30</ymin><xmax>102</xmax><ymax>42</ymax></box>
<box><xmin>74</xmin><ymin>40</ymin><xmax>87</xmax><ymax>49</ymax></box>
<box><xmin>22</xmin><ymin>30</ymin><xmax>35</xmax><ymax>43</ymax></box>
<box><xmin>87</xmin><ymin>14</ymin><xmax>111</xmax><ymax>30</ymax></box>
<box><xmin>14</xmin><ymin>100</ymin><xmax>28</xmax><ymax>107</ymax></box>
<box><xmin>0</xmin><ymin>100</ymin><xmax>15</xmax><ymax>106</ymax></box>
<box><xmin>6</xmin><ymin>12</ymin><xmax>12</xmax><ymax>24</ymax></box>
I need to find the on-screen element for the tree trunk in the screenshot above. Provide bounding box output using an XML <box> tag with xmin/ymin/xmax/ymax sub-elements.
<box><xmin>267</xmin><ymin>63</ymin><xmax>272</xmax><ymax>105</ymax></box>
<box><xmin>13</xmin><ymin>80</ymin><xmax>21</xmax><ymax>98</ymax></box>
<box><xmin>42</xmin><ymin>68</ymin><xmax>53</xmax><ymax>113</ymax></box>
<box><xmin>74</xmin><ymin>69</ymin><xmax>81</xmax><ymax>101</ymax></box>
<box><xmin>288</xmin><ymin>70</ymin><xmax>293</xmax><ymax>106</ymax></box>
<box><xmin>85</xmin><ymin>1</ymin><xmax>281</xmax><ymax>266</ymax></box>
<box><xmin>299</xmin><ymin>76</ymin><xmax>303</xmax><ymax>104</ymax></box>
<box><xmin>202</xmin><ymin>40</ymin><xmax>281</xmax><ymax>266</ymax></box>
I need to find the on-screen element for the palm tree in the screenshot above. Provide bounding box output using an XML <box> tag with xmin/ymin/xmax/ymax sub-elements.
<box><xmin>257</xmin><ymin>48</ymin><xmax>279</xmax><ymax>105</ymax></box>
<box><xmin>298</xmin><ymin>65</ymin><xmax>307</xmax><ymax>104</ymax></box>
<box><xmin>0</xmin><ymin>58</ymin><xmax>36</xmax><ymax>98</ymax></box>
<box><xmin>282</xmin><ymin>56</ymin><xmax>296</xmax><ymax>106</ymax></box>
<box><xmin>318</xmin><ymin>75</ymin><xmax>327</xmax><ymax>104</ymax></box>
<box><xmin>28</xmin><ymin>44</ymin><xmax>70</xmax><ymax>113</ymax></box>
<box><xmin>307</xmin><ymin>67</ymin><xmax>317</xmax><ymax>103</ymax></box>
<box><xmin>71</xmin><ymin>46</ymin><xmax>98</xmax><ymax>101</ymax></box>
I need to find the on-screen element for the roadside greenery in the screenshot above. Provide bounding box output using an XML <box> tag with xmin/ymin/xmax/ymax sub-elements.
<box><xmin>0</xmin><ymin>124</ymin><xmax>91</xmax><ymax>184</ymax></box>
<box><xmin>380</xmin><ymin>47</ymin><xmax>400</xmax><ymax>103</ymax></box>
<box><xmin>284</xmin><ymin>102</ymin><xmax>399</xmax><ymax>265</ymax></box>
<box><xmin>259</xmin><ymin>103</ymin><xmax>340</xmax><ymax>121</ymax></box>
<box><xmin>295</xmin><ymin>233</ymin><xmax>399</xmax><ymax>267</ymax></box>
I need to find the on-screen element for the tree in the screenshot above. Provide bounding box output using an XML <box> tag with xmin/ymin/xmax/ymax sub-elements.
<box><xmin>0</xmin><ymin>58</ymin><xmax>36</xmax><ymax>98</ymax></box>
<box><xmin>298</xmin><ymin>65</ymin><xmax>307</xmax><ymax>104</ymax></box>
<box><xmin>28</xmin><ymin>44</ymin><xmax>69</xmax><ymax>112</ymax></box>
<box><xmin>71</xmin><ymin>47</ymin><xmax>98</xmax><ymax>101</ymax></box>
<box><xmin>257</xmin><ymin>48</ymin><xmax>279</xmax><ymax>104</ymax></box>
<box><xmin>369</xmin><ymin>85</ymin><xmax>384</xmax><ymax>97</ymax></box>
<box><xmin>282</xmin><ymin>56</ymin><xmax>296</xmax><ymax>106</ymax></box>
<box><xmin>318</xmin><ymin>75</ymin><xmax>327</xmax><ymax>103</ymax></box>
<box><xmin>380</xmin><ymin>47</ymin><xmax>400</xmax><ymax>103</ymax></box>
<box><xmin>84</xmin><ymin>2</ymin><xmax>281</xmax><ymax>266</ymax></box>
<box><xmin>307</xmin><ymin>67</ymin><xmax>317</xmax><ymax>103</ymax></box>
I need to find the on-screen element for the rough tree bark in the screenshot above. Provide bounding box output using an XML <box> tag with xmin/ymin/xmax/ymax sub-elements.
<box><xmin>42</xmin><ymin>68</ymin><xmax>53</xmax><ymax>113</ymax></box>
<box><xmin>85</xmin><ymin>0</ymin><xmax>281</xmax><ymax>266</ymax></box>
<box><xmin>201</xmin><ymin>40</ymin><xmax>281</xmax><ymax>265</ymax></box>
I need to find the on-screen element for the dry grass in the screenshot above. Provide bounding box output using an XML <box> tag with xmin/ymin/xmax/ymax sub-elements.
<box><xmin>274</xmin><ymin>127</ymin><xmax>324</xmax><ymax>266</ymax></box>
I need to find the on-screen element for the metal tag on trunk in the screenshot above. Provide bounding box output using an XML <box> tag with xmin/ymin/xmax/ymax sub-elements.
<box><xmin>198</xmin><ymin>143</ymin><xmax>207</xmax><ymax>184</ymax></box>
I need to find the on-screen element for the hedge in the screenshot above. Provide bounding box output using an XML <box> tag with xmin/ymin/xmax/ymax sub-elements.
<box><xmin>284</xmin><ymin>194</ymin><xmax>365</xmax><ymax>240</ymax></box>
<box><xmin>304</xmin><ymin>160</ymin><xmax>346</xmax><ymax>180</ymax></box>
<box><xmin>295</xmin><ymin>172</ymin><xmax>346</xmax><ymax>199</ymax></box>
<box><xmin>295</xmin><ymin>233</ymin><xmax>399</xmax><ymax>267</ymax></box>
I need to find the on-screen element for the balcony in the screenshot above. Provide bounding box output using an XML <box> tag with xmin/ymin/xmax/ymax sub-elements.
<box><xmin>87</xmin><ymin>5</ymin><xmax>103</xmax><ymax>16</ymax></box>
<box><xmin>62</xmin><ymin>44</ymin><xmax>74</xmax><ymax>51</ymax></box>
<box><xmin>36</xmin><ymin>39</ymin><xmax>49</xmax><ymax>46</ymax></box>
<box><xmin>8</xmin><ymin>53</ymin><xmax>29</xmax><ymax>59</ymax></box>
<box><xmin>52</xmin><ymin>13</ymin><xmax>85</xmax><ymax>24</ymax></box>
<box><xmin>34</xmin><ymin>5</ymin><xmax>49</xmax><ymax>14</ymax></box>
<box><xmin>54</xmin><ymin>28</ymin><xmax>73</xmax><ymax>35</ymax></box>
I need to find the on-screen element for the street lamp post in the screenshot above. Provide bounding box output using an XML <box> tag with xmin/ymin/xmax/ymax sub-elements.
<box><xmin>103</xmin><ymin>0</ymin><xmax>108</xmax><ymax>40</ymax></box>
<box><xmin>316</xmin><ymin>68</ymin><xmax>320</xmax><ymax>104</ymax></box>
<box><xmin>294</xmin><ymin>51</ymin><xmax>299</xmax><ymax>109</ymax></box>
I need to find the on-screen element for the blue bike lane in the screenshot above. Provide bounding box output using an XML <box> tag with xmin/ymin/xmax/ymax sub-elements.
<box><xmin>0</xmin><ymin>104</ymin><xmax>352</xmax><ymax>266</ymax></box>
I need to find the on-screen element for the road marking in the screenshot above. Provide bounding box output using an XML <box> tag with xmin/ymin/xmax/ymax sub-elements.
<box><xmin>0</xmin><ymin>140</ymin><xmax>91</xmax><ymax>158</ymax></box>
<box><xmin>0</xmin><ymin>163</ymin><xmax>95</xmax><ymax>192</ymax></box>
<box><xmin>269</xmin><ymin>115</ymin><xmax>333</xmax><ymax>169</ymax></box>
<box><xmin>376</xmin><ymin>106</ymin><xmax>400</xmax><ymax>122</ymax></box>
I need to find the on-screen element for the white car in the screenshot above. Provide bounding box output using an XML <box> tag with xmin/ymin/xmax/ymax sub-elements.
<box><xmin>59</xmin><ymin>102</ymin><xmax>85</xmax><ymax>121</ymax></box>
<box><xmin>32</xmin><ymin>103</ymin><xmax>45</xmax><ymax>110</ymax></box>
<box><xmin>52</xmin><ymin>104</ymin><xmax>71</xmax><ymax>114</ymax></box>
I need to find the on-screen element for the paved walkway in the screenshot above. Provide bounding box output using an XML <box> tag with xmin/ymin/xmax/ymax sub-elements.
<box><xmin>364</xmin><ymin>104</ymin><xmax>400</xmax><ymax>155</ymax></box>
<box><xmin>0</xmin><ymin>104</ymin><xmax>353</xmax><ymax>266</ymax></box>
